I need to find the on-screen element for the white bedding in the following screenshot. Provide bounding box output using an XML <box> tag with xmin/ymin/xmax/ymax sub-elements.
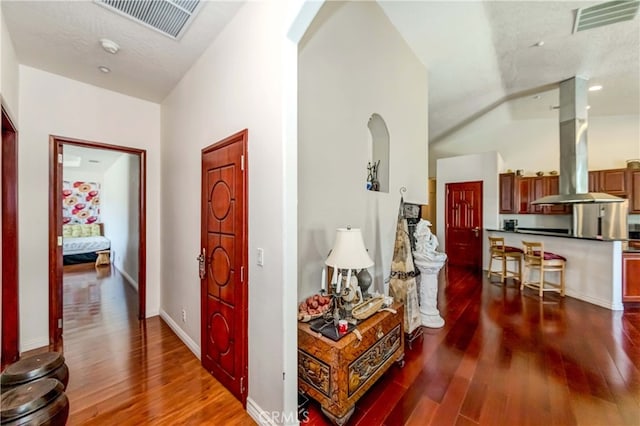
<box><xmin>63</xmin><ymin>236</ymin><xmax>110</xmax><ymax>255</ymax></box>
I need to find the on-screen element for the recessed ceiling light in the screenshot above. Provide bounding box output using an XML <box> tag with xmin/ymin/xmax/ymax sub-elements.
<box><xmin>534</xmin><ymin>41</ymin><xmax>545</xmax><ymax>47</ymax></box>
<box><xmin>100</xmin><ymin>38</ymin><xmax>120</xmax><ymax>54</ymax></box>
<box><xmin>589</xmin><ymin>85</ymin><xmax>603</xmax><ymax>91</ymax></box>
<box><xmin>98</xmin><ymin>66</ymin><xmax>111</xmax><ymax>73</ymax></box>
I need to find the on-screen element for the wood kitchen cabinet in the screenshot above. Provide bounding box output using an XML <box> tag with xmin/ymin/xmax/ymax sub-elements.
<box><xmin>499</xmin><ymin>173</ymin><xmax>516</xmax><ymax>213</ymax></box>
<box><xmin>622</xmin><ymin>252</ymin><xmax>640</xmax><ymax>302</ymax></box>
<box><xmin>508</xmin><ymin>175</ymin><xmax>569</xmax><ymax>214</ymax></box>
<box><xmin>630</xmin><ymin>170</ymin><xmax>640</xmax><ymax>213</ymax></box>
<box><xmin>517</xmin><ymin>177</ymin><xmax>533</xmax><ymax>213</ymax></box>
<box><xmin>589</xmin><ymin>168</ymin><xmax>628</xmax><ymax>196</ymax></box>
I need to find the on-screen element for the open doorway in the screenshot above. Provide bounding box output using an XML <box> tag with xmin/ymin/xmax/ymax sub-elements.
<box><xmin>48</xmin><ymin>136</ymin><xmax>146</xmax><ymax>348</ymax></box>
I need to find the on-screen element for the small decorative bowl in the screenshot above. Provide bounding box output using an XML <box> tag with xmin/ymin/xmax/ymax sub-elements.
<box><xmin>536</xmin><ymin>171</ymin><xmax>544</xmax><ymax>176</ymax></box>
<box><xmin>549</xmin><ymin>170</ymin><xmax>558</xmax><ymax>175</ymax></box>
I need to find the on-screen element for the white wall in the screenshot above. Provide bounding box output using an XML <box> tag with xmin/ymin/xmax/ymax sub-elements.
<box><xmin>1</xmin><ymin>10</ymin><xmax>19</xmax><ymax>122</ymax></box>
<box><xmin>436</xmin><ymin>151</ymin><xmax>502</xmax><ymax>254</ymax></box>
<box><xmin>18</xmin><ymin>66</ymin><xmax>160</xmax><ymax>351</ymax></box>
<box><xmin>63</xmin><ymin>169</ymin><xmax>104</xmax><ymax>187</ymax></box>
<box><xmin>431</xmin><ymin>99</ymin><xmax>640</xmax><ymax>175</ymax></box>
<box><xmin>161</xmin><ymin>1</ymin><xmax>297</xmax><ymax>421</ymax></box>
<box><xmin>102</xmin><ymin>153</ymin><xmax>139</xmax><ymax>289</ymax></box>
<box><xmin>298</xmin><ymin>1</ymin><xmax>428</xmax><ymax>299</ymax></box>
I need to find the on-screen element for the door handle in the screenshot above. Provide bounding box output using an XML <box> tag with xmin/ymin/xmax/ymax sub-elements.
<box><xmin>197</xmin><ymin>248</ymin><xmax>206</xmax><ymax>279</ymax></box>
<box><xmin>472</xmin><ymin>227</ymin><xmax>480</xmax><ymax>237</ymax></box>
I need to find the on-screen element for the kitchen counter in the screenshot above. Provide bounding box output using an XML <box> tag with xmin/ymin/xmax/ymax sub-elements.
<box><xmin>486</xmin><ymin>228</ymin><xmax>624</xmax><ymax>242</ymax></box>
<box><xmin>485</xmin><ymin>229</ymin><xmax>624</xmax><ymax>311</ymax></box>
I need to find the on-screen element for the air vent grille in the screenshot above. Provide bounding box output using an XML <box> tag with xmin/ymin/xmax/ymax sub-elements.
<box><xmin>96</xmin><ymin>0</ymin><xmax>201</xmax><ymax>39</ymax></box>
<box><xmin>573</xmin><ymin>0</ymin><xmax>639</xmax><ymax>33</ymax></box>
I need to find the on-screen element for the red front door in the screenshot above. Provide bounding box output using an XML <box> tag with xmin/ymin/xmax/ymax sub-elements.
<box><xmin>200</xmin><ymin>130</ymin><xmax>248</xmax><ymax>406</ymax></box>
<box><xmin>445</xmin><ymin>181</ymin><xmax>483</xmax><ymax>269</ymax></box>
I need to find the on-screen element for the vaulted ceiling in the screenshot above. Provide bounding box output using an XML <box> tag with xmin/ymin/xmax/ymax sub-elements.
<box><xmin>2</xmin><ymin>1</ymin><xmax>638</xmax><ymax>141</ymax></box>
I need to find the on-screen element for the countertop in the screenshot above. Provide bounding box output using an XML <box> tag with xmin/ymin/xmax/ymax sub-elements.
<box><xmin>486</xmin><ymin>228</ymin><xmax>623</xmax><ymax>242</ymax></box>
<box><xmin>486</xmin><ymin>229</ymin><xmax>640</xmax><ymax>253</ymax></box>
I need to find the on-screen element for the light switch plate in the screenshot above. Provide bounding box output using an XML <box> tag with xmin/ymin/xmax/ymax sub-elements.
<box><xmin>257</xmin><ymin>248</ymin><xmax>264</xmax><ymax>266</ymax></box>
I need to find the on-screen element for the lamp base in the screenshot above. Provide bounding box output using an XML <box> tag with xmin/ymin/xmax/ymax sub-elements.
<box><xmin>357</xmin><ymin>268</ymin><xmax>373</xmax><ymax>299</ymax></box>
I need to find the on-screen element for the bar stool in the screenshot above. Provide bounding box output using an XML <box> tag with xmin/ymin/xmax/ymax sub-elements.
<box><xmin>521</xmin><ymin>241</ymin><xmax>566</xmax><ymax>298</ymax></box>
<box><xmin>487</xmin><ymin>237</ymin><xmax>523</xmax><ymax>284</ymax></box>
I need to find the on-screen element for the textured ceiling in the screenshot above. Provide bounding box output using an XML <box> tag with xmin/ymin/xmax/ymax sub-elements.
<box><xmin>379</xmin><ymin>0</ymin><xmax>640</xmax><ymax>141</ymax></box>
<box><xmin>63</xmin><ymin>145</ymin><xmax>126</xmax><ymax>174</ymax></box>
<box><xmin>1</xmin><ymin>0</ymin><xmax>243</xmax><ymax>102</ymax></box>
<box><xmin>2</xmin><ymin>1</ymin><xmax>639</xmax><ymax>140</ymax></box>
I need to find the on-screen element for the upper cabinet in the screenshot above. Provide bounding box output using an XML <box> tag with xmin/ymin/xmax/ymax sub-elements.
<box><xmin>500</xmin><ymin>174</ymin><xmax>569</xmax><ymax>215</ymax></box>
<box><xmin>499</xmin><ymin>173</ymin><xmax>516</xmax><ymax>213</ymax></box>
<box><xmin>500</xmin><ymin>168</ymin><xmax>639</xmax><ymax>215</ymax></box>
<box><xmin>630</xmin><ymin>170</ymin><xmax>640</xmax><ymax>213</ymax></box>
<box><xmin>589</xmin><ymin>168</ymin><xmax>628</xmax><ymax>196</ymax></box>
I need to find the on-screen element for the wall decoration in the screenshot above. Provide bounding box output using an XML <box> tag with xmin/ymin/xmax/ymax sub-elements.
<box><xmin>62</xmin><ymin>181</ymin><xmax>101</xmax><ymax>224</ymax></box>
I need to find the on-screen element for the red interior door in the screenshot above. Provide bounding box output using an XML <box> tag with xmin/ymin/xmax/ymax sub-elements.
<box><xmin>2</xmin><ymin>106</ymin><xmax>19</xmax><ymax>368</ymax></box>
<box><xmin>445</xmin><ymin>181</ymin><xmax>483</xmax><ymax>269</ymax></box>
<box><xmin>201</xmin><ymin>130</ymin><xmax>248</xmax><ymax>406</ymax></box>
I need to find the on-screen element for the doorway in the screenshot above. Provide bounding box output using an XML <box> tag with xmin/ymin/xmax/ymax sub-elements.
<box><xmin>445</xmin><ymin>181</ymin><xmax>483</xmax><ymax>269</ymax></box>
<box><xmin>1</xmin><ymin>105</ymin><xmax>19</xmax><ymax>368</ymax></box>
<box><xmin>49</xmin><ymin>136</ymin><xmax>146</xmax><ymax>347</ymax></box>
<box><xmin>200</xmin><ymin>130</ymin><xmax>248</xmax><ymax>406</ymax></box>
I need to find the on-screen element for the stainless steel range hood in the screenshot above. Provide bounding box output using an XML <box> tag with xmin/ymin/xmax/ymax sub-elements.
<box><xmin>531</xmin><ymin>76</ymin><xmax>624</xmax><ymax>205</ymax></box>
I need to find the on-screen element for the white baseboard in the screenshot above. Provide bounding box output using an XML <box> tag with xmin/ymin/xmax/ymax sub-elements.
<box><xmin>115</xmin><ymin>265</ymin><xmax>138</xmax><ymax>291</ymax></box>
<box><xmin>564</xmin><ymin>290</ymin><xmax>624</xmax><ymax>311</ymax></box>
<box><xmin>246</xmin><ymin>397</ymin><xmax>278</xmax><ymax>426</ymax></box>
<box><xmin>159</xmin><ymin>309</ymin><xmax>200</xmax><ymax>359</ymax></box>
<box><xmin>21</xmin><ymin>336</ymin><xmax>49</xmax><ymax>353</ymax></box>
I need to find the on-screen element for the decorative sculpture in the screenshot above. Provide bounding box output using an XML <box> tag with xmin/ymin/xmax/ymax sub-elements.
<box><xmin>412</xmin><ymin>219</ymin><xmax>447</xmax><ymax>328</ymax></box>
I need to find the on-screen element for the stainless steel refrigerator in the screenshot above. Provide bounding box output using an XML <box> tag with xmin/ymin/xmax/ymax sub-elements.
<box><xmin>573</xmin><ymin>200</ymin><xmax>628</xmax><ymax>239</ymax></box>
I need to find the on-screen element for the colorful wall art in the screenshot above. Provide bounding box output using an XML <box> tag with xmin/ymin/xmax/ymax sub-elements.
<box><xmin>62</xmin><ymin>181</ymin><xmax>101</xmax><ymax>224</ymax></box>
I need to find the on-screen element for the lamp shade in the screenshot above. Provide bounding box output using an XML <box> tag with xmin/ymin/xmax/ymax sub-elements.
<box><xmin>325</xmin><ymin>228</ymin><xmax>374</xmax><ymax>269</ymax></box>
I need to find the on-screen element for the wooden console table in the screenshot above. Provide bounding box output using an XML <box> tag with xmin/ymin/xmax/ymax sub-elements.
<box><xmin>297</xmin><ymin>303</ymin><xmax>404</xmax><ymax>425</ymax></box>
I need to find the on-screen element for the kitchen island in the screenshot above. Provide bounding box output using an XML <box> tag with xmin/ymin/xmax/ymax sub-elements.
<box><xmin>486</xmin><ymin>229</ymin><xmax>624</xmax><ymax>310</ymax></box>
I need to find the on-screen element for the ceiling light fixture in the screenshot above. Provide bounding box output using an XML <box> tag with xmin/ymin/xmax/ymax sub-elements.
<box><xmin>534</xmin><ymin>41</ymin><xmax>545</xmax><ymax>47</ymax></box>
<box><xmin>532</xmin><ymin>95</ymin><xmax>542</xmax><ymax>100</ymax></box>
<box><xmin>98</xmin><ymin>66</ymin><xmax>111</xmax><ymax>73</ymax></box>
<box><xmin>100</xmin><ymin>38</ymin><xmax>120</xmax><ymax>54</ymax></box>
<box><xmin>588</xmin><ymin>85</ymin><xmax>603</xmax><ymax>91</ymax></box>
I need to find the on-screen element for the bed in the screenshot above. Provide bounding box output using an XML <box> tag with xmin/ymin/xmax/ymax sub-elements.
<box><xmin>63</xmin><ymin>223</ymin><xmax>110</xmax><ymax>265</ymax></box>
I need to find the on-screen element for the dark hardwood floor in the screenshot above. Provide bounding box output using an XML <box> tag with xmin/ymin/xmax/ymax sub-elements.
<box><xmin>304</xmin><ymin>266</ymin><xmax>640</xmax><ymax>426</ymax></box>
<box><xmin>25</xmin><ymin>263</ymin><xmax>254</xmax><ymax>425</ymax></box>
<box><xmin>22</xmin><ymin>264</ymin><xmax>639</xmax><ymax>425</ymax></box>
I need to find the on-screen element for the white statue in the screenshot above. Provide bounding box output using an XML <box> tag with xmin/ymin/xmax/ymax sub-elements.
<box><xmin>413</xmin><ymin>219</ymin><xmax>447</xmax><ymax>264</ymax></box>
<box><xmin>412</xmin><ymin>219</ymin><xmax>447</xmax><ymax>328</ymax></box>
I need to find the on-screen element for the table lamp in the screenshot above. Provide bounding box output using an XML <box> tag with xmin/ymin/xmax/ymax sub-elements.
<box><xmin>325</xmin><ymin>227</ymin><xmax>374</xmax><ymax>300</ymax></box>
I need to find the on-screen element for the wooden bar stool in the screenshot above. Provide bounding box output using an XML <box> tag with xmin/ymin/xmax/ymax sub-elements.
<box><xmin>487</xmin><ymin>237</ymin><xmax>523</xmax><ymax>284</ymax></box>
<box><xmin>521</xmin><ymin>241</ymin><xmax>566</xmax><ymax>298</ymax></box>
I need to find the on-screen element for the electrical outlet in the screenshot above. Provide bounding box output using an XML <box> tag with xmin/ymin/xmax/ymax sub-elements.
<box><xmin>181</xmin><ymin>309</ymin><xmax>186</xmax><ymax>323</ymax></box>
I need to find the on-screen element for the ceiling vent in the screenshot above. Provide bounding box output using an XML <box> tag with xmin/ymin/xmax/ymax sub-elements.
<box><xmin>573</xmin><ymin>0</ymin><xmax>639</xmax><ymax>33</ymax></box>
<box><xmin>96</xmin><ymin>0</ymin><xmax>202</xmax><ymax>39</ymax></box>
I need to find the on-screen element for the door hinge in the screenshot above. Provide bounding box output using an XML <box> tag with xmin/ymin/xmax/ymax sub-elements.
<box><xmin>241</xmin><ymin>155</ymin><xmax>245</xmax><ymax>171</ymax></box>
<box><xmin>58</xmin><ymin>318</ymin><xmax>62</xmax><ymax>328</ymax></box>
<box><xmin>241</xmin><ymin>266</ymin><xmax>244</xmax><ymax>283</ymax></box>
<box><xmin>58</xmin><ymin>153</ymin><xmax>63</xmax><ymax>164</ymax></box>
<box><xmin>57</xmin><ymin>236</ymin><xmax>63</xmax><ymax>246</ymax></box>
<box><xmin>240</xmin><ymin>376</ymin><xmax>246</xmax><ymax>394</ymax></box>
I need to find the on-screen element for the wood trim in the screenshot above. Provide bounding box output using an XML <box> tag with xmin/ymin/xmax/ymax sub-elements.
<box><xmin>49</xmin><ymin>136</ymin><xmax>148</xmax><ymax>346</ymax></box>
<box><xmin>1</xmin><ymin>104</ymin><xmax>19</xmax><ymax>368</ymax></box>
<box><xmin>48</xmin><ymin>138</ymin><xmax>63</xmax><ymax>346</ymax></box>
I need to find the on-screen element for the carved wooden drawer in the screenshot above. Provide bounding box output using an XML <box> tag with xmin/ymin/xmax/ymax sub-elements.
<box><xmin>297</xmin><ymin>303</ymin><xmax>404</xmax><ymax>425</ymax></box>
